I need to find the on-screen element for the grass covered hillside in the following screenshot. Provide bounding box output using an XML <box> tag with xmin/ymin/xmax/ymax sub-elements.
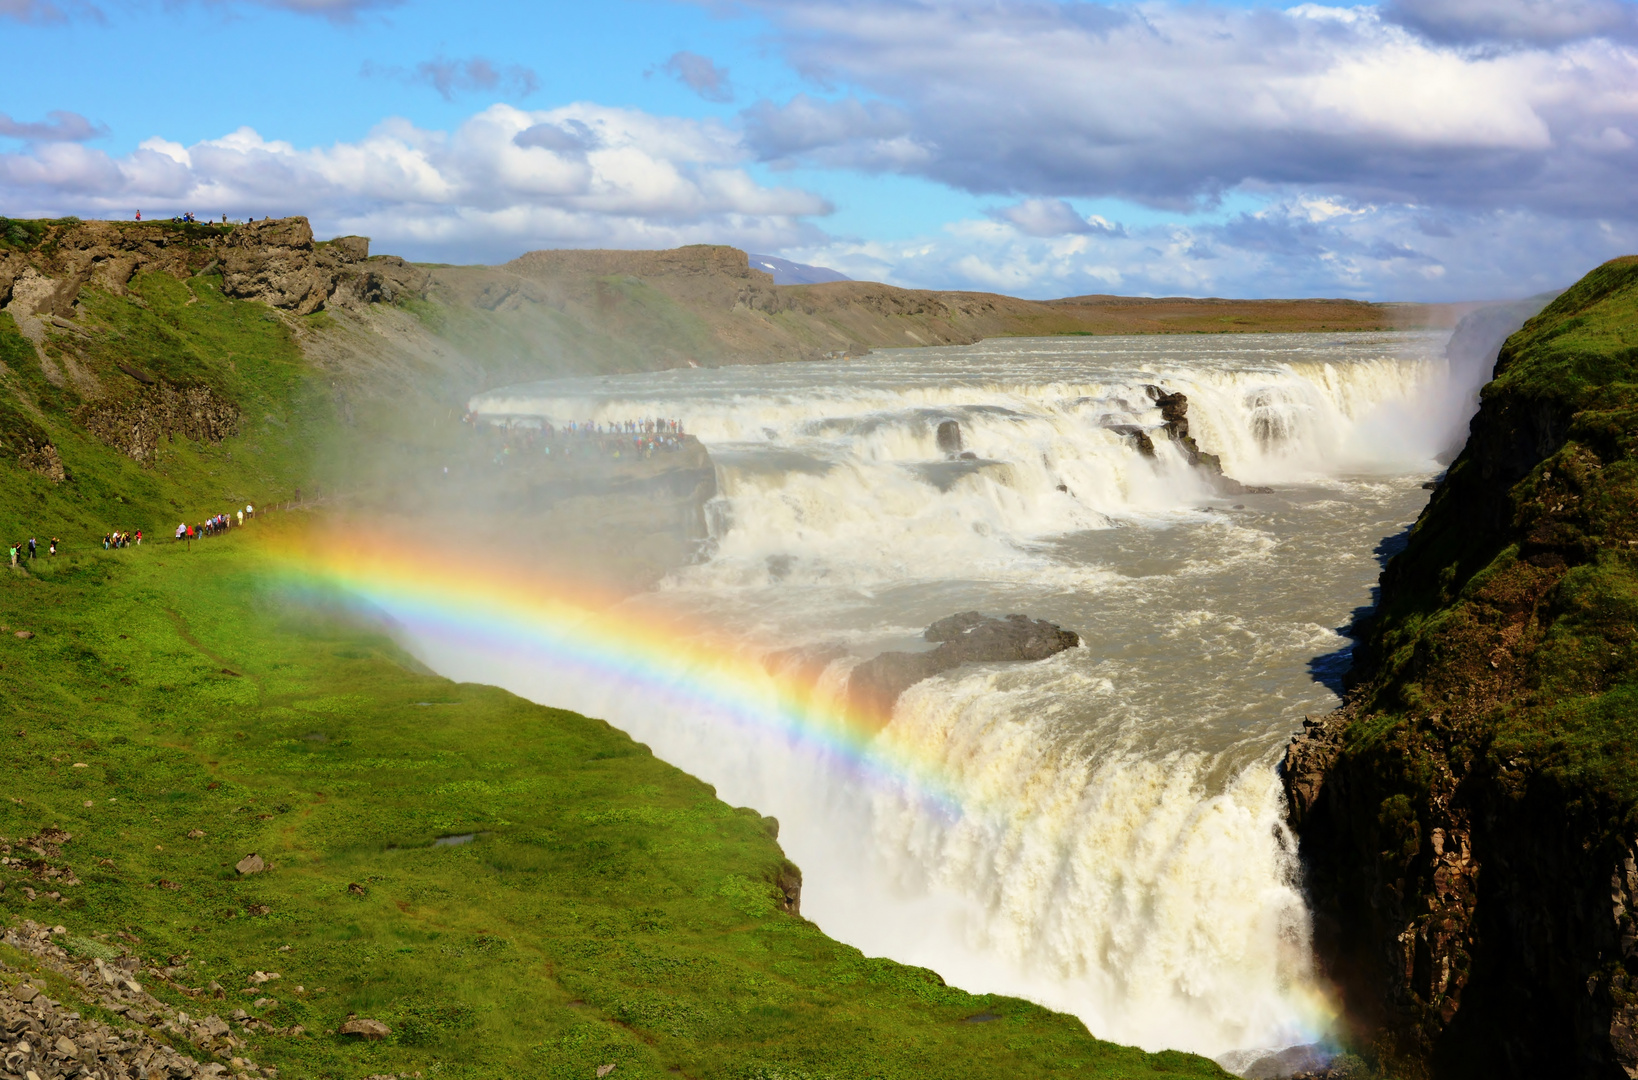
<box><xmin>0</xmin><ymin>231</ymin><xmax>1228</xmax><ymax>1078</ymax></box>
<box><xmin>1286</xmin><ymin>256</ymin><xmax>1638</xmax><ymax>1079</ymax></box>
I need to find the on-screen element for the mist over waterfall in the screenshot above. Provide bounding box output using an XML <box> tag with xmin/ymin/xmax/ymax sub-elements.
<box><xmin>431</xmin><ymin>332</ymin><xmax>1467</xmax><ymax>1059</ymax></box>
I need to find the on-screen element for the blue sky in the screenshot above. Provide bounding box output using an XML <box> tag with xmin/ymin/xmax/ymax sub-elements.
<box><xmin>4</xmin><ymin>0</ymin><xmax>1638</xmax><ymax>301</ymax></box>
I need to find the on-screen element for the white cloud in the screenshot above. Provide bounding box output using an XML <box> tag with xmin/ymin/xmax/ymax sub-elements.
<box><xmin>990</xmin><ymin>197</ymin><xmax>1121</xmax><ymax>237</ymax></box>
<box><xmin>736</xmin><ymin>1</ymin><xmax>1638</xmax><ymax>218</ymax></box>
<box><xmin>0</xmin><ymin>103</ymin><xmax>834</xmax><ymax>260</ymax></box>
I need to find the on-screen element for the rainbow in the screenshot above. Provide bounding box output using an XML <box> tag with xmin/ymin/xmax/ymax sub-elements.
<box><xmin>259</xmin><ymin>527</ymin><xmax>964</xmax><ymax>815</ymax></box>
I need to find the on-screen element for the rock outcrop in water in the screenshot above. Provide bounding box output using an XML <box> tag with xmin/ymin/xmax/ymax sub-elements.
<box><xmin>846</xmin><ymin>612</ymin><xmax>1080</xmax><ymax>723</ymax></box>
<box><xmin>1145</xmin><ymin>386</ymin><xmax>1273</xmax><ymax>495</ymax></box>
<box><xmin>1283</xmin><ymin>256</ymin><xmax>1638</xmax><ymax>1079</ymax></box>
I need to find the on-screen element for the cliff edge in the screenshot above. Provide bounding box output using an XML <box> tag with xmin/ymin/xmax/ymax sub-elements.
<box><xmin>1285</xmin><ymin>256</ymin><xmax>1638</xmax><ymax>1079</ymax></box>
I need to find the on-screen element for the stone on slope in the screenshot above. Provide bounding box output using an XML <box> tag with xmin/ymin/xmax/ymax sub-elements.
<box><xmin>338</xmin><ymin>1017</ymin><xmax>391</xmax><ymax>1040</ymax></box>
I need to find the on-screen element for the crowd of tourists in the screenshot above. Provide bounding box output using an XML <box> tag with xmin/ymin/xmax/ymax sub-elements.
<box><xmin>176</xmin><ymin>505</ymin><xmax>254</xmax><ymax>542</ymax></box>
<box><xmin>8</xmin><ymin>501</ymin><xmax>267</xmax><ymax>569</ymax></box>
<box><xmin>7</xmin><ymin>536</ymin><xmax>57</xmax><ymax>567</ymax></box>
<box><xmin>463</xmin><ymin>413</ymin><xmax>692</xmax><ymax>464</ymax></box>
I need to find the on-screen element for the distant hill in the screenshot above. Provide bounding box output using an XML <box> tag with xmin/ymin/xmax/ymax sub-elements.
<box><xmin>0</xmin><ymin>219</ymin><xmax>1480</xmax><ymax>430</ymax></box>
<box><xmin>747</xmin><ymin>253</ymin><xmax>851</xmax><ymax>285</ymax></box>
<box><xmin>415</xmin><ymin>242</ymin><xmax>1468</xmax><ymax>381</ymax></box>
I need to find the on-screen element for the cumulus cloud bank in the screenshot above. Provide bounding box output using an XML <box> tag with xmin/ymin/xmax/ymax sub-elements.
<box><xmin>794</xmin><ymin>197</ymin><xmax>1638</xmax><ymax>301</ymax></box>
<box><xmin>0</xmin><ymin>104</ymin><xmax>831</xmax><ymax>260</ymax></box>
<box><xmin>7</xmin><ymin>0</ymin><xmax>1638</xmax><ymax>298</ymax></box>
<box><xmin>740</xmin><ymin>0</ymin><xmax>1638</xmax><ymax>219</ymax></box>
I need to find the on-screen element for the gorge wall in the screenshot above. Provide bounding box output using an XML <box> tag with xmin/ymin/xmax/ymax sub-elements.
<box><xmin>1285</xmin><ymin>256</ymin><xmax>1638</xmax><ymax>1079</ymax></box>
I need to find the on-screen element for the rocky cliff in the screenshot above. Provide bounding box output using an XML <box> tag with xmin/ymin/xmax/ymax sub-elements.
<box><xmin>0</xmin><ymin>216</ymin><xmax>426</xmax><ymax>330</ymax></box>
<box><xmin>1284</xmin><ymin>256</ymin><xmax>1638</xmax><ymax>1079</ymax></box>
<box><xmin>0</xmin><ymin>217</ymin><xmax>427</xmax><ymax>480</ymax></box>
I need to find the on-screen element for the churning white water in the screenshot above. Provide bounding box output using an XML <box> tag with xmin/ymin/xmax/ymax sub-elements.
<box><xmin>444</xmin><ymin>333</ymin><xmax>1458</xmax><ymax>1060</ymax></box>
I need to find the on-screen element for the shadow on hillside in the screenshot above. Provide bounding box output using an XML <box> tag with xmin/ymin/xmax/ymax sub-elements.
<box><xmin>1306</xmin><ymin>524</ymin><xmax>1415</xmax><ymax>695</ymax></box>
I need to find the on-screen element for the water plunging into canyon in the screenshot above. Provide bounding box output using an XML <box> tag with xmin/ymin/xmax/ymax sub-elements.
<box><xmin>432</xmin><ymin>333</ymin><xmax>1459</xmax><ymax>1059</ymax></box>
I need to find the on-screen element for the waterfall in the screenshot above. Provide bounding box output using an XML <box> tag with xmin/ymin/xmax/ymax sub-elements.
<box><xmin>440</xmin><ymin>332</ymin><xmax>1453</xmax><ymax>1059</ymax></box>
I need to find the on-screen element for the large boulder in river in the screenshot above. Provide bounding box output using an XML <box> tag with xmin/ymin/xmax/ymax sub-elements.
<box><xmin>924</xmin><ymin>611</ymin><xmax>1081</xmax><ymax>662</ymax></box>
<box><xmin>847</xmin><ymin>612</ymin><xmax>1080</xmax><ymax>723</ymax></box>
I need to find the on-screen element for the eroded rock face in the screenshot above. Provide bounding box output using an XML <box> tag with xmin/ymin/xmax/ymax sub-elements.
<box><xmin>220</xmin><ymin>218</ymin><xmax>328</xmax><ymax>313</ymax></box>
<box><xmin>0</xmin><ymin>218</ymin><xmax>427</xmax><ymax>330</ymax></box>
<box><xmin>775</xmin><ymin>862</ymin><xmax>802</xmax><ymax>916</ymax></box>
<box><xmin>846</xmin><ymin>612</ymin><xmax>1080</xmax><ymax>722</ymax></box>
<box><xmin>219</xmin><ymin>221</ymin><xmax>423</xmax><ymax>315</ymax></box>
<box><xmin>1282</xmin><ymin>713</ymin><xmax>1350</xmax><ymax>828</ymax></box>
<box><xmin>77</xmin><ymin>383</ymin><xmax>239</xmax><ymax>463</ymax></box>
<box><xmin>11</xmin><ymin>437</ymin><xmax>66</xmax><ymax>483</ymax></box>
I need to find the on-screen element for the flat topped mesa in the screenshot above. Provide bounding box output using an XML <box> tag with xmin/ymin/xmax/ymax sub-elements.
<box><xmin>846</xmin><ymin>612</ymin><xmax>1081</xmax><ymax>725</ymax></box>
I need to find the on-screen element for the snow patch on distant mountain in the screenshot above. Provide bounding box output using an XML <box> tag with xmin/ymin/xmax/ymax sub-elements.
<box><xmin>748</xmin><ymin>253</ymin><xmax>851</xmax><ymax>285</ymax></box>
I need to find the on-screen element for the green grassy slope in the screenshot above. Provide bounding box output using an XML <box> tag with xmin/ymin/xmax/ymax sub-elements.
<box><xmin>0</xmin><ymin>274</ymin><xmax>1227</xmax><ymax>1077</ymax></box>
<box><xmin>0</xmin><ymin>535</ymin><xmax>1226</xmax><ymax>1079</ymax></box>
<box><xmin>1357</xmin><ymin>255</ymin><xmax>1638</xmax><ymax>800</ymax></box>
<box><xmin>0</xmin><ymin>271</ymin><xmax>328</xmax><ymax>545</ymax></box>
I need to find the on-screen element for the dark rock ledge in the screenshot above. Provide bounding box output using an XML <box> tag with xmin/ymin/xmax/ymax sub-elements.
<box><xmin>845</xmin><ymin>612</ymin><xmax>1081</xmax><ymax>723</ymax></box>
